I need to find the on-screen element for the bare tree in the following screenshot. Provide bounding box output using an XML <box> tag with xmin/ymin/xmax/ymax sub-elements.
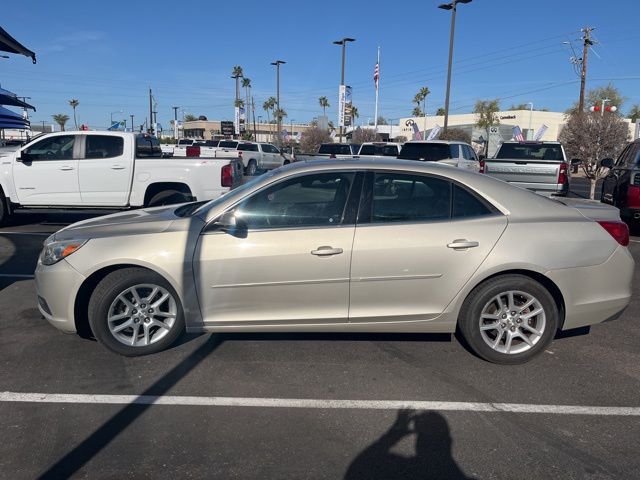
<box><xmin>394</xmin><ymin>135</ymin><xmax>407</xmax><ymax>143</ymax></box>
<box><xmin>439</xmin><ymin>127</ymin><xmax>471</xmax><ymax>144</ymax></box>
<box><xmin>300</xmin><ymin>126</ymin><xmax>332</xmax><ymax>153</ymax></box>
<box><xmin>559</xmin><ymin>111</ymin><xmax>630</xmax><ymax>199</ymax></box>
<box><xmin>351</xmin><ymin>128</ymin><xmax>381</xmax><ymax>144</ymax></box>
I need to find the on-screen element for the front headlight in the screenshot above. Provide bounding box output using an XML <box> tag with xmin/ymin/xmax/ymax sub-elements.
<box><xmin>41</xmin><ymin>239</ymin><xmax>88</xmax><ymax>266</ymax></box>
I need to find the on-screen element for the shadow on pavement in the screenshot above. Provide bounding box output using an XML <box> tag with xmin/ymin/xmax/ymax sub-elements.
<box><xmin>38</xmin><ymin>335</ymin><xmax>224</xmax><ymax>479</ymax></box>
<box><xmin>344</xmin><ymin>409</ymin><xmax>474</xmax><ymax>480</ymax></box>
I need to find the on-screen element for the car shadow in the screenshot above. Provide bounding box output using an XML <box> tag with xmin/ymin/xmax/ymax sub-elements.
<box><xmin>344</xmin><ymin>409</ymin><xmax>474</xmax><ymax>480</ymax></box>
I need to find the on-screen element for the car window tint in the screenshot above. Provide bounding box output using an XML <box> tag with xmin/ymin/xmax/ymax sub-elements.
<box><xmin>236</xmin><ymin>172</ymin><xmax>355</xmax><ymax>229</ymax></box>
<box><xmin>371</xmin><ymin>173</ymin><xmax>451</xmax><ymax>223</ymax></box>
<box><xmin>85</xmin><ymin>135</ymin><xmax>124</xmax><ymax>159</ymax></box>
<box><xmin>453</xmin><ymin>184</ymin><xmax>493</xmax><ymax>218</ymax></box>
<box><xmin>136</xmin><ymin>136</ymin><xmax>162</xmax><ymax>158</ymax></box>
<box><xmin>450</xmin><ymin>144</ymin><xmax>460</xmax><ymax>158</ymax></box>
<box><xmin>398</xmin><ymin>143</ymin><xmax>451</xmax><ymax>161</ymax></box>
<box><xmin>23</xmin><ymin>135</ymin><xmax>75</xmax><ymax>161</ymax></box>
<box><xmin>615</xmin><ymin>145</ymin><xmax>631</xmax><ymax>167</ymax></box>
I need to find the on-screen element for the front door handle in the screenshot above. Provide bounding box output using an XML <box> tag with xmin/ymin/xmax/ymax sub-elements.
<box><xmin>110</xmin><ymin>164</ymin><xmax>126</xmax><ymax>170</ymax></box>
<box><xmin>447</xmin><ymin>239</ymin><xmax>479</xmax><ymax>250</ymax></box>
<box><xmin>311</xmin><ymin>246</ymin><xmax>344</xmax><ymax>256</ymax></box>
<box><xmin>59</xmin><ymin>165</ymin><xmax>74</xmax><ymax>171</ymax></box>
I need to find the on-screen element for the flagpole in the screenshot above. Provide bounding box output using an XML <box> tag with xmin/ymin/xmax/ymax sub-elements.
<box><xmin>374</xmin><ymin>46</ymin><xmax>380</xmax><ymax>129</ymax></box>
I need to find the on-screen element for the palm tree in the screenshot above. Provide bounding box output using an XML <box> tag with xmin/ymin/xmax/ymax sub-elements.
<box><xmin>351</xmin><ymin>106</ymin><xmax>359</xmax><ymax>126</ymax></box>
<box><xmin>235</xmin><ymin>99</ymin><xmax>245</xmax><ymax>108</ymax></box>
<box><xmin>319</xmin><ymin>96</ymin><xmax>329</xmax><ymax>117</ymax></box>
<box><xmin>231</xmin><ymin>65</ymin><xmax>243</xmax><ymax>109</ymax></box>
<box><xmin>263</xmin><ymin>97</ymin><xmax>277</xmax><ymax>141</ymax></box>
<box><xmin>412</xmin><ymin>106</ymin><xmax>423</xmax><ymax>117</ymax></box>
<box><xmin>274</xmin><ymin>107</ymin><xmax>287</xmax><ymax>122</ymax></box>
<box><xmin>68</xmin><ymin>99</ymin><xmax>79</xmax><ymax>129</ymax></box>
<box><xmin>413</xmin><ymin>87</ymin><xmax>430</xmax><ymax>117</ymax></box>
<box><xmin>52</xmin><ymin>114</ymin><xmax>69</xmax><ymax>131</ymax></box>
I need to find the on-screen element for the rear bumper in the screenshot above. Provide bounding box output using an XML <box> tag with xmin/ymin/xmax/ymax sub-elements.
<box><xmin>546</xmin><ymin>246</ymin><xmax>634</xmax><ymax>330</ymax></box>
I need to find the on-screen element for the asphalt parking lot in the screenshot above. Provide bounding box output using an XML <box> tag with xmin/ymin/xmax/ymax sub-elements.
<box><xmin>1</xmin><ymin>178</ymin><xmax>639</xmax><ymax>479</ymax></box>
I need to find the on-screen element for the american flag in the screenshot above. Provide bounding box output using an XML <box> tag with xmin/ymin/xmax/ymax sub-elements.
<box><xmin>373</xmin><ymin>62</ymin><xmax>379</xmax><ymax>89</ymax></box>
<box><xmin>513</xmin><ymin>126</ymin><xmax>525</xmax><ymax>141</ymax></box>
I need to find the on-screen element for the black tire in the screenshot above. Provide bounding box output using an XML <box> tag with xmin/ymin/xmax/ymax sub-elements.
<box><xmin>147</xmin><ymin>189</ymin><xmax>189</xmax><ymax>207</ymax></box>
<box><xmin>283</xmin><ymin>160</ymin><xmax>290</xmax><ymax>165</ymax></box>
<box><xmin>0</xmin><ymin>191</ymin><xmax>9</xmax><ymax>227</ymax></box>
<box><xmin>458</xmin><ymin>274</ymin><xmax>558</xmax><ymax>364</ymax></box>
<box><xmin>88</xmin><ymin>267</ymin><xmax>185</xmax><ymax>356</ymax></box>
<box><xmin>245</xmin><ymin>159</ymin><xmax>258</xmax><ymax>176</ymax></box>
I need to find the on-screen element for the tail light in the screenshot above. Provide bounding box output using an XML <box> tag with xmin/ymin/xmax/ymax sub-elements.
<box><xmin>558</xmin><ymin>162</ymin><xmax>568</xmax><ymax>185</ymax></box>
<box><xmin>628</xmin><ymin>176</ymin><xmax>640</xmax><ymax>209</ymax></box>
<box><xmin>597</xmin><ymin>220</ymin><xmax>629</xmax><ymax>246</ymax></box>
<box><xmin>479</xmin><ymin>159</ymin><xmax>485</xmax><ymax>174</ymax></box>
<box><xmin>221</xmin><ymin>163</ymin><xmax>233</xmax><ymax>187</ymax></box>
<box><xmin>186</xmin><ymin>145</ymin><xmax>200</xmax><ymax>157</ymax></box>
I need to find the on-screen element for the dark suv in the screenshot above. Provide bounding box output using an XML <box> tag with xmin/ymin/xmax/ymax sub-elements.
<box><xmin>601</xmin><ymin>139</ymin><xmax>640</xmax><ymax>222</ymax></box>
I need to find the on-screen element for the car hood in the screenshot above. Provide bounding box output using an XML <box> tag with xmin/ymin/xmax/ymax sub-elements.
<box><xmin>51</xmin><ymin>206</ymin><xmax>182</xmax><ymax>242</ymax></box>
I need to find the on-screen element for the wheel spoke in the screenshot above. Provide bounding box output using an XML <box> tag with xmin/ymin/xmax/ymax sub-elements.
<box><xmin>504</xmin><ymin>331</ymin><xmax>514</xmax><ymax>353</ymax></box>
<box><xmin>108</xmin><ymin>312</ymin><xmax>130</xmax><ymax>323</ymax></box>
<box><xmin>480</xmin><ymin>322</ymin><xmax>499</xmax><ymax>331</ymax></box>
<box><xmin>491</xmin><ymin>330</ymin><xmax>504</xmax><ymax>349</ymax></box>
<box><xmin>112</xmin><ymin>319</ymin><xmax>133</xmax><ymax>333</ymax></box>
<box><xmin>495</xmin><ymin>295</ymin><xmax>505</xmax><ymax>311</ymax></box>
<box><xmin>507</xmin><ymin>292</ymin><xmax>515</xmax><ymax>311</ymax></box>
<box><xmin>153</xmin><ymin>311</ymin><xmax>176</xmax><ymax>319</ymax></box>
<box><xmin>152</xmin><ymin>293</ymin><xmax>170</xmax><ymax>309</ymax></box>
<box><xmin>130</xmin><ymin>287</ymin><xmax>142</xmax><ymax>305</ymax></box>
<box><xmin>519</xmin><ymin>297</ymin><xmax>535</xmax><ymax>312</ymax></box>
<box><xmin>130</xmin><ymin>324</ymin><xmax>139</xmax><ymax>346</ymax></box>
<box><xmin>521</xmin><ymin>323</ymin><xmax>542</xmax><ymax>336</ymax></box>
<box><xmin>152</xmin><ymin>320</ymin><xmax>171</xmax><ymax>330</ymax></box>
<box><xmin>119</xmin><ymin>295</ymin><xmax>135</xmax><ymax>310</ymax></box>
<box><xmin>522</xmin><ymin>308</ymin><xmax>543</xmax><ymax>320</ymax></box>
<box><xmin>481</xmin><ymin>313</ymin><xmax>499</xmax><ymax>320</ymax></box>
<box><xmin>145</xmin><ymin>287</ymin><xmax>159</xmax><ymax>303</ymax></box>
<box><xmin>142</xmin><ymin>324</ymin><xmax>150</xmax><ymax>346</ymax></box>
<box><xmin>516</xmin><ymin>330</ymin><xmax>534</xmax><ymax>346</ymax></box>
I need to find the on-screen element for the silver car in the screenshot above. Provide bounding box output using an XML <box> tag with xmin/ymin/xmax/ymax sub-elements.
<box><xmin>35</xmin><ymin>160</ymin><xmax>634</xmax><ymax>364</ymax></box>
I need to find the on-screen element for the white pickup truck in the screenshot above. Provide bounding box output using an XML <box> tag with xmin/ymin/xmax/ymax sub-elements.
<box><xmin>236</xmin><ymin>141</ymin><xmax>288</xmax><ymax>175</ymax></box>
<box><xmin>0</xmin><ymin>131</ymin><xmax>243</xmax><ymax>225</ymax></box>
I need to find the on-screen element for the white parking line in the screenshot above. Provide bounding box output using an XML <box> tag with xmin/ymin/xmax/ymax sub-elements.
<box><xmin>1</xmin><ymin>392</ymin><xmax>639</xmax><ymax>416</ymax></box>
<box><xmin>0</xmin><ymin>231</ymin><xmax>50</xmax><ymax>236</ymax></box>
<box><xmin>0</xmin><ymin>274</ymin><xmax>34</xmax><ymax>278</ymax></box>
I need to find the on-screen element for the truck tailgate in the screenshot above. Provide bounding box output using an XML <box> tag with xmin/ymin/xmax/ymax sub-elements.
<box><xmin>484</xmin><ymin>159</ymin><xmax>560</xmax><ymax>185</ymax></box>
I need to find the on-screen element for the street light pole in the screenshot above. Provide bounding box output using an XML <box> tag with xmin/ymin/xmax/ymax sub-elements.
<box><xmin>526</xmin><ymin>102</ymin><xmax>533</xmax><ymax>140</ymax></box>
<box><xmin>271</xmin><ymin>60</ymin><xmax>286</xmax><ymax>145</ymax></box>
<box><xmin>130</xmin><ymin>114</ymin><xmax>135</xmax><ymax>133</ymax></box>
<box><xmin>333</xmin><ymin>38</ymin><xmax>355</xmax><ymax>144</ymax></box>
<box><xmin>439</xmin><ymin>0</ymin><xmax>472</xmax><ymax>132</ymax></box>
<box><xmin>172</xmin><ymin>106</ymin><xmax>180</xmax><ymax>140</ymax></box>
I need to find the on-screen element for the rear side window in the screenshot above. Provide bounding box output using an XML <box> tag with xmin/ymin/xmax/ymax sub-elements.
<box><xmin>371</xmin><ymin>173</ymin><xmax>451</xmax><ymax>223</ymax></box>
<box><xmin>136</xmin><ymin>136</ymin><xmax>162</xmax><ymax>158</ymax></box>
<box><xmin>452</xmin><ymin>184</ymin><xmax>493</xmax><ymax>218</ymax></box>
<box><xmin>219</xmin><ymin>141</ymin><xmax>239</xmax><ymax>149</ymax></box>
<box><xmin>450</xmin><ymin>144</ymin><xmax>460</xmax><ymax>158</ymax></box>
<box><xmin>398</xmin><ymin>143</ymin><xmax>452</xmax><ymax>161</ymax></box>
<box><xmin>85</xmin><ymin>135</ymin><xmax>124</xmax><ymax>159</ymax></box>
<box><xmin>238</xmin><ymin>143</ymin><xmax>259</xmax><ymax>152</ymax></box>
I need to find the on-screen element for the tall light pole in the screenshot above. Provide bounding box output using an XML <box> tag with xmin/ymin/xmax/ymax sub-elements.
<box><xmin>438</xmin><ymin>0</ymin><xmax>472</xmax><ymax>132</ymax></box>
<box><xmin>333</xmin><ymin>37</ymin><xmax>355</xmax><ymax>143</ymax></box>
<box><xmin>526</xmin><ymin>102</ymin><xmax>534</xmax><ymax>140</ymax></box>
<box><xmin>271</xmin><ymin>60</ymin><xmax>285</xmax><ymax>144</ymax></box>
<box><xmin>172</xmin><ymin>106</ymin><xmax>180</xmax><ymax>139</ymax></box>
<box><xmin>130</xmin><ymin>114</ymin><xmax>135</xmax><ymax>133</ymax></box>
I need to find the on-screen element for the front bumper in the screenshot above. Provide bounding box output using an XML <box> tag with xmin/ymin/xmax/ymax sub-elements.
<box><xmin>35</xmin><ymin>258</ymin><xmax>86</xmax><ymax>333</ymax></box>
<box><xmin>546</xmin><ymin>245</ymin><xmax>634</xmax><ymax>330</ymax></box>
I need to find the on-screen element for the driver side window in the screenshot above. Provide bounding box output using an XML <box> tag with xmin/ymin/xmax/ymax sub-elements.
<box><xmin>235</xmin><ymin>172</ymin><xmax>355</xmax><ymax>229</ymax></box>
<box><xmin>23</xmin><ymin>135</ymin><xmax>76</xmax><ymax>161</ymax></box>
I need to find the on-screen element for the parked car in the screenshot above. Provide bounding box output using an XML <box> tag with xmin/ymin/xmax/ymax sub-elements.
<box><xmin>483</xmin><ymin>141</ymin><xmax>575</xmax><ymax>196</ymax></box>
<box><xmin>296</xmin><ymin>143</ymin><xmax>360</xmax><ymax>162</ymax></box>
<box><xmin>36</xmin><ymin>159</ymin><xmax>632</xmax><ymax>364</ymax></box>
<box><xmin>236</xmin><ymin>142</ymin><xmax>288</xmax><ymax>175</ymax></box>
<box><xmin>398</xmin><ymin>140</ymin><xmax>480</xmax><ymax>171</ymax></box>
<box><xmin>0</xmin><ymin>131</ymin><xmax>243</xmax><ymax>225</ymax></box>
<box><xmin>601</xmin><ymin>138</ymin><xmax>640</xmax><ymax>223</ymax></box>
<box><xmin>358</xmin><ymin>142</ymin><xmax>402</xmax><ymax>157</ymax></box>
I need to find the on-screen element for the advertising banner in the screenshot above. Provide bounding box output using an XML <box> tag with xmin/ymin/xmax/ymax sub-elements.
<box><xmin>338</xmin><ymin>85</ymin><xmax>353</xmax><ymax>127</ymax></box>
<box><xmin>234</xmin><ymin>107</ymin><xmax>246</xmax><ymax>135</ymax></box>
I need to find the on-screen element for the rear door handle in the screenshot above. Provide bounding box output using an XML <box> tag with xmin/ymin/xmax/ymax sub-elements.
<box><xmin>59</xmin><ymin>165</ymin><xmax>74</xmax><ymax>171</ymax></box>
<box><xmin>447</xmin><ymin>239</ymin><xmax>479</xmax><ymax>250</ymax></box>
<box><xmin>110</xmin><ymin>164</ymin><xmax>126</xmax><ymax>170</ymax></box>
<box><xmin>311</xmin><ymin>246</ymin><xmax>344</xmax><ymax>256</ymax></box>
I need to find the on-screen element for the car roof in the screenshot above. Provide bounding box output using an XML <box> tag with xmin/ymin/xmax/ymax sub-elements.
<box><xmin>202</xmin><ymin>158</ymin><xmax>575</xmax><ymax>224</ymax></box>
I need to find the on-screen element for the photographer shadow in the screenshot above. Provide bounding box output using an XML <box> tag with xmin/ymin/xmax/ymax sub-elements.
<box><xmin>345</xmin><ymin>409</ymin><xmax>474</xmax><ymax>480</ymax></box>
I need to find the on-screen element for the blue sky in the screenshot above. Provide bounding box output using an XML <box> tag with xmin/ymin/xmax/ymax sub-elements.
<box><xmin>3</xmin><ymin>0</ymin><xmax>640</xmax><ymax>130</ymax></box>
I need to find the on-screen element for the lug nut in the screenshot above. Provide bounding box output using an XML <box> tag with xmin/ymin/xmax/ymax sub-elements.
<box><xmin>511</xmin><ymin>311</ymin><xmax>516</xmax><ymax>315</ymax></box>
<box><xmin>141</xmin><ymin>304</ymin><xmax>146</xmax><ymax>309</ymax></box>
<box><xmin>516</xmin><ymin>318</ymin><xmax>522</xmax><ymax>324</ymax></box>
<box><xmin>133</xmin><ymin>318</ymin><xmax>140</xmax><ymax>323</ymax></box>
<box><xmin>144</xmin><ymin>317</ymin><xmax>150</xmax><ymax>323</ymax></box>
<box><xmin>502</xmin><ymin>314</ymin><xmax>507</xmax><ymax>319</ymax></box>
<box><xmin>132</xmin><ymin>309</ymin><xmax>138</xmax><ymax>314</ymax></box>
<box><xmin>500</xmin><ymin>323</ymin><xmax>506</xmax><ymax>328</ymax></box>
<box><xmin>148</xmin><ymin>308</ymin><xmax>153</xmax><ymax>314</ymax></box>
<box><xmin>510</xmin><ymin>326</ymin><xmax>516</xmax><ymax>332</ymax></box>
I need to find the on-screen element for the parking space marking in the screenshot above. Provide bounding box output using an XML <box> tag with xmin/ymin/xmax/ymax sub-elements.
<box><xmin>2</xmin><ymin>392</ymin><xmax>639</xmax><ymax>416</ymax></box>
<box><xmin>0</xmin><ymin>231</ymin><xmax>51</xmax><ymax>236</ymax></box>
<box><xmin>0</xmin><ymin>274</ymin><xmax>34</xmax><ymax>278</ymax></box>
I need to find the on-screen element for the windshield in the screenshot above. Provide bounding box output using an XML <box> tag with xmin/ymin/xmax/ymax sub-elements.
<box><xmin>359</xmin><ymin>144</ymin><xmax>399</xmax><ymax>156</ymax></box>
<box><xmin>495</xmin><ymin>143</ymin><xmax>564</xmax><ymax>161</ymax></box>
<box><xmin>398</xmin><ymin>143</ymin><xmax>452</xmax><ymax>161</ymax></box>
<box><xmin>190</xmin><ymin>172</ymin><xmax>278</xmax><ymax>217</ymax></box>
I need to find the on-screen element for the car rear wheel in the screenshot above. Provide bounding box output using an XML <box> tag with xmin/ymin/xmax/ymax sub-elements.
<box><xmin>148</xmin><ymin>189</ymin><xmax>190</xmax><ymax>207</ymax></box>
<box><xmin>245</xmin><ymin>159</ymin><xmax>258</xmax><ymax>176</ymax></box>
<box><xmin>0</xmin><ymin>192</ymin><xmax>9</xmax><ymax>227</ymax></box>
<box><xmin>458</xmin><ymin>274</ymin><xmax>558</xmax><ymax>364</ymax></box>
<box><xmin>88</xmin><ymin>268</ymin><xmax>185</xmax><ymax>356</ymax></box>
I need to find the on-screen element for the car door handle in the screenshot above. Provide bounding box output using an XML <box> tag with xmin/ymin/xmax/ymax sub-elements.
<box><xmin>311</xmin><ymin>246</ymin><xmax>344</xmax><ymax>256</ymax></box>
<box><xmin>59</xmin><ymin>165</ymin><xmax>74</xmax><ymax>171</ymax></box>
<box><xmin>447</xmin><ymin>240</ymin><xmax>479</xmax><ymax>250</ymax></box>
<box><xmin>110</xmin><ymin>164</ymin><xmax>126</xmax><ymax>170</ymax></box>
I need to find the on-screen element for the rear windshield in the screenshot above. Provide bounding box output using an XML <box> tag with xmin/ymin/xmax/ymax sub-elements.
<box><xmin>177</xmin><ymin>139</ymin><xmax>192</xmax><ymax>146</ymax></box>
<box><xmin>318</xmin><ymin>144</ymin><xmax>353</xmax><ymax>155</ymax></box>
<box><xmin>201</xmin><ymin>140</ymin><xmax>218</xmax><ymax>147</ymax></box>
<box><xmin>398</xmin><ymin>143</ymin><xmax>452</xmax><ymax>161</ymax></box>
<box><xmin>237</xmin><ymin>143</ymin><xmax>259</xmax><ymax>152</ymax></box>
<box><xmin>495</xmin><ymin>143</ymin><xmax>564</xmax><ymax>161</ymax></box>
<box><xmin>218</xmin><ymin>141</ymin><xmax>239</xmax><ymax>149</ymax></box>
<box><xmin>359</xmin><ymin>144</ymin><xmax>399</xmax><ymax>156</ymax></box>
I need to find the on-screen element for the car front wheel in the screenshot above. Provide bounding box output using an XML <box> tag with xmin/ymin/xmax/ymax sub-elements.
<box><xmin>88</xmin><ymin>268</ymin><xmax>185</xmax><ymax>356</ymax></box>
<box><xmin>458</xmin><ymin>274</ymin><xmax>558</xmax><ymax>364</ymax></box>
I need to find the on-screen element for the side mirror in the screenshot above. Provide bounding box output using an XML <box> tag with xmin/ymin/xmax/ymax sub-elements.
<box><xmin>213</xmin><ymin>211</ymin><xmax>247</xmax><ymax>237</ymax></box>
<box><xmin>600</xmin><ymin>158</ymin><xmax>614</xmax><ymax>169</ymax></box>
<box><xmin>570</xmin><ymin>158</ymin><xmax>582</xmax><ymax>166</ymax></box>
<box><xmin>478</xmin><ymin>154</ymin><xmax>486</xmax><ymax>161</ymax></box>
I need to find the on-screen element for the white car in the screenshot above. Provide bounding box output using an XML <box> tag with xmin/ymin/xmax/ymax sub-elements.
<box><xmin>237</xmin><ymin>142</ymin><xmax>288</xmax><ymax>175</ymax></box>
<box><xmin>398</xmin><ymin>140</ymin><xmax>480</xmax><ymax>171</ymax></box>
<box><xmin>0</xmin><ymin>131</ymin><xmax>243</xmax><ymax>225</ymax></box>
<box><xmin>357</xmin><ymin>142</ymin><xmax>402</xmax><ymax>157</ymax></box>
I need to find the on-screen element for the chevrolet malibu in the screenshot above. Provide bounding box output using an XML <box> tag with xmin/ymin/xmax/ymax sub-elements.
<box><xmin>36</xmin><ymin>159</ymin><xmax>634</xmax><ymax>364</ymax></box>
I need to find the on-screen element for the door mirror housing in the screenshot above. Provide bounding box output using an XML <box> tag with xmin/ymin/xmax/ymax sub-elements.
<box><xmin>600</xmin><ymin>158</ymin><xmax>614</xmax><ymax>169</ymax></box>
<box><xmin>213</xmin><ymin>211</ymin><xmax>247</xmax><ymax>237</ymax></box>
<box><xmin>570</xmin><ymin>158</ymin><xmax>582</xmax><ymax>166</ymax></box>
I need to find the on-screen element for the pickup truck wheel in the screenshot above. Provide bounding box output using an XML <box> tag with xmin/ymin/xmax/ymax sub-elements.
<box><xmin>147</xmin><ymin>189</ymin><xmax>190</xmax><ymax>207</ymax></box>
<box><xmin>245</xmin><ymin>160</ymin><xmax>258</xmax><ymax>176</ymax></box>
<box><xmin>0</xmin><ymin>193</ymin><xmax>10</xmax><ymax>226</ymax></box>
<box><xmin>88</xmin><ymin>268</ymin><xmax>185</xmax><ymax>356</ymax></box>
<box><xmin>457</xmin><ymin>274</ymin><xmax>558</xmax><ymax>365</ymax></box>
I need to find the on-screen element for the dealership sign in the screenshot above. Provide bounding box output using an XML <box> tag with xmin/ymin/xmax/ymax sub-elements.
<box><xmin>220</xmin><ymin>121</ymin><xmax>235</xmax><ymax>136</ymax></box>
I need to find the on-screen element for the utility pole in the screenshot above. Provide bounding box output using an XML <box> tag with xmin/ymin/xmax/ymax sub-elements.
<box><xmin>172</xmin><ymin>106</ymin><xmax>179</xmax><ymax>140</ymax></box>
<box><xmin>578</xmin><ymin>27</ymin><xmax>594</xmax><ymax>114</ymax></box>
<box><xmin>130</xmin><ymin>114</ymin><xmax>134</xmax><ymax>133</ymax></box>
<box><xmin>252</xmin><ymin>96</ymin><xmax>257</xmax><ymax>140</ymax></box>
<box><xmin>148</xmin><ymin>88</ymin><xmax>154</xmax><ymax>135</ymax></box>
